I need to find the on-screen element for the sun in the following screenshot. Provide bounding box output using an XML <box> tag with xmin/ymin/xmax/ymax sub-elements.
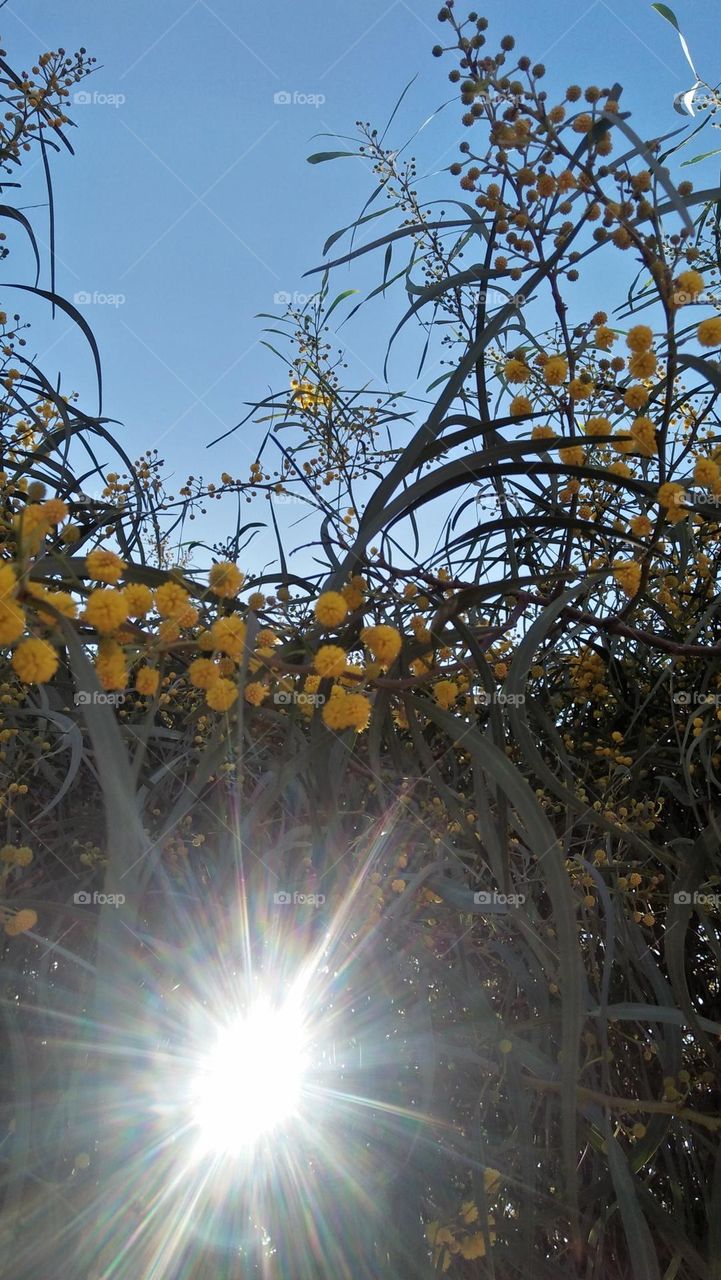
<box><xmin>191</xmin><ymin>998</ymin><xmax>309</xmax><ymax>1154</ymax></box>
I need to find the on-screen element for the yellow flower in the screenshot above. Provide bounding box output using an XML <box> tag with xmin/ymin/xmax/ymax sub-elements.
<box><xmin>543</xmin><ymin>355</ymin><xmax>568</xmax><ymax>386</ymax></box>
<box><xmin>95</xmin><ymin>640</ymin><xmax>127</xmax><ymax>691</ymax></box>
<box><xmin>41</xmin><ymin>498</ymin><xmax>68</xmax><ymax>525</ymax></box>
<box><xmin>628</xmin><ymin>350</ymin><xmax>657</xmax><ymax>378</ymax></box>
<box><xmin>188</xmin><ymin>657</ymin><xmax>221</xmax><ymax>689</ymax></box>
<box><xmin>612</xmin><ymin>559</ymin><xmax>642</xmax><ymax>597</ymax></box>
<box><xmin>0</xmin><ymin>588</ymin><xmax>25</xmax><ymax>644</ymax></box>
<box><xmin>459</xmin><ymin>1229</ymin><xmax>496</xmax><ymax>1260</ymax></box>
<box><xmin>83</xmin><ymin>588</ymin><xmax>129</xmax><ymax>634</ymax></box>
<box><xmin>629</xmin><ymin>416</ymin><xmax>657</xmax><ymax>458</ymax></box>
<box><xmin>504</xmin><ymin>357</ymin><xmax>530</xmax><ymax>383</ymax></box>
<box><xmin>0</xmin><ymin>563</ymin><xmax>17</xmax><ymax>598</ymax></box>
<box><xmin>135</xmin><ymin>666</ymin><xmax>160</xmax><ymax>696</ymax></box>
<box><xmin>434</xmin><ymin>680</ymin><xmax>458</xmax><ymax>708</ymax></box>
<box><xmin>676</xmin><ymin>269</ymin><xmax>704</xmax><ymax>300</ymax></box>
<box><xmin>85</xmin><ymin>548</ymin><xmax>126</xmax><ymax>584</ymax></box>
<box><xmin>154</xmin><ymin>581</ymin><xmax>191</xmax><ymax>618</ymax></box>
<box><xmin>206</xmin><ymin>678</ymin><xmax>238</xmax><ymax>711</ymax></box>
<box><xmin>247</xmin><ymin>592</ymin><xmax>266</xmax><ymax>610</ymax></box>
<box><xmin>623</xmin><ymin>385</ymin><xmax>648</xmax><ymax>411</ymax></box>
<box><xmin>531</xmin><ymin>425</ymin><xmax>557</xmax><ymax>440</ymax></box>
<box><xmin>123</xmin><ymin>583</ymin><xmax>153</xmax><ymax>616</ymax></box>
<box><xmin>314</xmin><ymin>644</ymin><xmax>347</xmax><ymax>678</ymax></box>
<box><xmin>698</xmin><ymin>317</ymin><xmax>721</xmax><ymax>348</ymax></box>
<box><xmin>314</xmin><ymin>591</ymin><xmax>348</xmax><ymax>628</ymax></box>
<box><xmin>14</xmin><ymin>503</ymin><xmax>51</xmax><ymax>551</ymax></box>
<box><xmin>0</xmin><ymin>844</ymin><xmax>32</xmax><ymax>866</ymax></box>
<box><xmin>321</xmin><ymin>689</ymin><xmax>371</xmax><ymax>731</ymax></box>
<box><xmin>509</xmin><ymin>393</ymin><xmax>532</xmax><ymax>416</ymax></box>
<box><xmin>559</xmin><ymin>444</ymin><xmax>585</xmax><ymax>467</ymax></box>
<box><xmin>244</xmin><ymin>681</ymin><xmax>268</xmax><ymax>705</ymax></box>
<box><xmin>657</xmin><ymin>481</ymin><xmax>688</xmax><ymax>522</ymax></box>
<box><xmin>694</xmin><ymin>457</ymin><xmax>721</xmax><ymax>487</ymax></box>
<box><xmin>626</xmin><ymin>324</ymin><xmax>653</xmax><ymax>352</ymax></box>
<box><xmin>568</xmin><ymin>377</ymin><xmax>593</xmax><ymax>401</ymax></box>
<box><xmin>584</xmin><ymin>416</ymin><xmax>611</xmax><ymax>437</ymax></box>
<box><xmin>11</xmin><ymin>637</ymin><xmax>59</xmax><ymax>683</ymax></box>
<box><xmin>342</xmin><ymin>581</ymin><xmax>365</xmax><ymax>610</ymax></box>
<box><xmin>208</xmin><ymin>561</ymin><xmax>244</xmax><ymax>598</ymax></box>
<box><xmin>594</xmin><ymin>325</ymin><xmax>616</xmax><ymax>350</ymax></box>
<box><xmin>210</xmin><ymin>614</ymin><xmax>247</xmax><ymax>656</ymax></box>
<box><xmin>360</xmin><ymin>624</ymin><xmax>402</xmax><ymax>665</ymax></box>
<box><xmin>629</xmin><ymin>515</ymin><xmax>653</xmax><ymax>537</ymax></box>
<box><xmin>4</xmin><ymin>908</ymin><xmax>37</xmax><ymax>937</ymax></box>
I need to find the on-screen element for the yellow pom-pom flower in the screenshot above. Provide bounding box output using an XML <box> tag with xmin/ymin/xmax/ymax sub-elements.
<box><xmin>314</xmin><ymin>644</ymin><xmax>347</xmax><ymax>678</ymax></box>
<box><xmin>154</xmin><ymin>582</ymin><xmax>191</xmax><ymax>618</ymax></box>
<box><xmin>543</xmin><ymin>355</ymin><xmax>568</xmax><ymax>386</ymax></box>
<box><xmin>95</xmin><ymin>640</ymin><xmax>128</xmax><ymax>691</ymax></box>
<box><xmin>83</xmin><ymin>588</ymin><xmax>129</xmax><ymax>634</ymax></box>
<box><xmin>623</xmin><ymin>385</ymin><xmax>648</xmax><ymax>411</ymax></box>
<box><xmin>209</xmin><ymin>561</ymin><xmax>244</xmax><ymax>599</ymax></box>
<box><xmin>11</xmin><ymin>637</ymin><xmax>59</xmax><ymax>684</ymax></box>
<box><xmin>509</xmin><ymin>394</ymin><xmax>532</xmax><ymax>416</ymax></box>
<box><xmin>628</xmin><ymin>350</ymin><xmax>657</xmax><ymax>378</ymax></box>
<box><xmin>210</xmin><ymin>614</ymin><xmax>247</xmax><ymax>657</ymax></box>
<box><xmin>584</xmin><ymin>416</ymin><xmax>612</xmax><ymax>437</ymax></box>
<box><xmin>86</xmin><ymin>548</ymin><xmax>126</xmax><ymax>584</ymax></box>
<box><xmin>360</xmin><ymin>624</ymin><xmax>402</xmax><ymax>665</ymax></box>
<box><xmin>314</xmin><ymin>591</ymin><xmax>348</xmax><ymax>628</ymax></box>
<box><xmin>434</xmin><ymin>680</ymin><xmax>458</xmax><ymax>708</ymax></box>
<box><xmin>244</xmin><ymin>681</ymin><xmax>268</xmax><ymax>706</ymax></box>
<box><xmin>698</xmin><ymin>317</ymin><xmax>721</xmax><ymax>348</ymax></box>
<box><xmin>205</xmin><ymin>678</ymin><xmax>238</xmax><ymax>711</ymax></box>
<box><xmin>135</xmin><ymin>666</ymin><xmax>160</xmax><ymax>696</ymax></box>
<box><xmin>188</xmin><ymin>658</ymin><xmax>220</xmax><ymax>689</ymax></box>
<box><xmin>626</xmin><ymin>324</ymin><xmax>653</xmax><ymax>352</ymax></box>
<box><xmin>694</xmin><ymin>457</ymin><xmax>721</xmax><ymax>488</ymax></box>
<box><xmin>504</xmin><ymin>357</ymin><xmax>530</xmax><ymax>383</ymax></box>
<box><xmin>4</xmin><ymin>908</ymin><xmax>38</xmax><ymax>937</ymax></box>
<box><xmin>123</xmin><ymin>583</ymin><xmax>153</xmax><ymax>616</ymax></box>
<box><xmin>612</xmin><ymin>560</ymin><xmax>642</xmax><ymax>597</ymax></box>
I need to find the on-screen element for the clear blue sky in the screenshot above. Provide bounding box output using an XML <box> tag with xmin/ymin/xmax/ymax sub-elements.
<box><xmin>3</xmin><ymin>0</ymin><xmax>717</xmax><ymax>556</ymax></box>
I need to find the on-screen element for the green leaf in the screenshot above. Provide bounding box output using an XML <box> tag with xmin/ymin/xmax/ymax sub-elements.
<box><xmin>607</xmin><ymin>1130</ymin><xmax>662</xmax><ymax>1280</ymax></box>
<box><xmin>324</xmin><ymin>288</ymin><xmax>358</xmax><ymax>321</ymax></box>
<box><xmin>682</xmin><ymin>147</ymin><xmax>721</xmax><ymax>166</ymax></box>
<box><xmin>306</xmin><ymin>150</ymin><xmax>358</xmax><ymax>164</ymax></box>
<box><xmin>652</xmin><ymin>3</ymin><xmax>680</xmax><ymax>31</ymax></box>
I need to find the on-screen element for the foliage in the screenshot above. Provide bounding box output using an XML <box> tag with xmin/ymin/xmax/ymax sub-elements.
<box><xmin>1</xmin><ymin>7</ymin><xmax>721</xmax><ymax>1278</ymax></box>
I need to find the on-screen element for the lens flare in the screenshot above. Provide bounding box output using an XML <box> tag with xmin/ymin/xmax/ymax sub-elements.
<box><xmin>191</xmin><ymin>998</ymin><xmax>309</xmax><ymax>1154</ymax></box>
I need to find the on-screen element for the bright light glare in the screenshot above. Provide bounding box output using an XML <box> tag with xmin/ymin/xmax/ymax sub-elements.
<box><xmin>192</xmin><ymin>1000</ymin><xmax>308</xmax><ymax>1154</ymax></box>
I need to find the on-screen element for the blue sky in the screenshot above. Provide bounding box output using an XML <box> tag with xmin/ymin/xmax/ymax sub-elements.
<box><xmin>3</xmin><ymin>0</ymin><xmax>718</xmax><ymax>560</ymax></box>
